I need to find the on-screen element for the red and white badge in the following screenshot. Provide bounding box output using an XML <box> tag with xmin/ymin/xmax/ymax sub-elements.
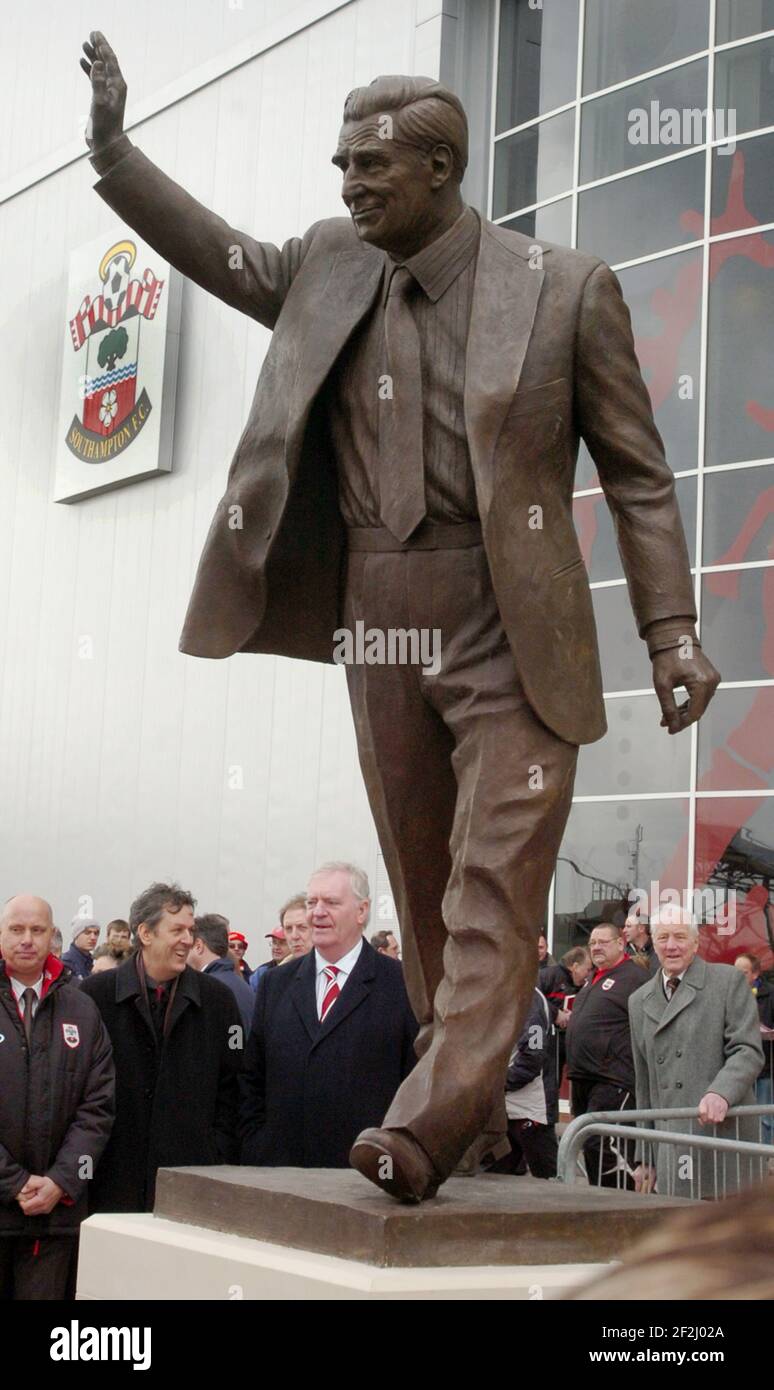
<box><xmin>62</xmin><ymin>1023</ymin><xmax>80</xmax><ymax>1049</ymax></box>
<box><xmin>601</xmin><ymin>977</ymin><xmax>615</xmax><ymax>990</ymax></box>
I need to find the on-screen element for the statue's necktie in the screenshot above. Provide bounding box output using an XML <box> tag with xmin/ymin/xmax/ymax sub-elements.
<box><xmin>379</xmin><ymin>266</ymin><xmax>426</xmax><ymax>542</ymax></box>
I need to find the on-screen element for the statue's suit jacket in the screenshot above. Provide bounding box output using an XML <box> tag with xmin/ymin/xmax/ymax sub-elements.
<box><xmin>93</xmin><ymin>144</ymin><xmax>697</xmax><ymax>745</ymax></box>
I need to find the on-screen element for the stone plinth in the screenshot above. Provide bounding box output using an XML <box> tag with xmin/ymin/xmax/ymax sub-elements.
<box><xmin>153</xmin><ymin>1166</ymin><xmax>691</xmax><ymax>1269</ymax></box>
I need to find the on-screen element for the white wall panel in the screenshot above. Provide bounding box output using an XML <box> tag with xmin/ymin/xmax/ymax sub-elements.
<box><xmin>0</xmin><ymin>0</ymin><xmax>440</xmax><ymax>959</ymax></box>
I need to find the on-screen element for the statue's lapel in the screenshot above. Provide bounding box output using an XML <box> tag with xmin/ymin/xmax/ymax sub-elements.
<box><xmin>289</xmin><ymin>246</ymin><xmax>384</xmax><ymax>427</ymax></box>
<box><xmin>464</xmin><ymin>220</ymin><xmax>548</xmax><ymax>519</ymax></box>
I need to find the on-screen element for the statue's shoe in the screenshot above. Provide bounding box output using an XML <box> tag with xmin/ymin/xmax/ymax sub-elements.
<box><xmin>349</xmin><ymin>1126</ymin><xmax>441</xmax><ymax>1204</ymax></box>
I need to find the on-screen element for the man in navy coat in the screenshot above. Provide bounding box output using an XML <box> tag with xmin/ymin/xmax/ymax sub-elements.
<box><xmin>240</xmin><ymin>863</ymin><xmax>417</xmax><ymax>1169</ymax></box>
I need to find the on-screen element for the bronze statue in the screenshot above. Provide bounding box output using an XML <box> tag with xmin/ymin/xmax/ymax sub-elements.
<box><xmin>81</xmin><ymin>32</ymin><xmax>720</xmax><ymax>1202</ymax></box>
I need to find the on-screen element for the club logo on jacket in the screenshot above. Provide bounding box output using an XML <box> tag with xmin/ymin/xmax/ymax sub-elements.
<box><xmin>601</xmin><ymin>977</ymin><xmax>615</xmax><ymax>990</ymax></box>
<box><xmin>62</xmin><ymin>1023</ymin><xmax>80</xmax><ymax>1049</ymax></box>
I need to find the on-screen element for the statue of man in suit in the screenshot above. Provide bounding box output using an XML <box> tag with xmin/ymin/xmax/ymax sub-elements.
<box><xmin>81</xmin><ymin>32</ymin><xmax>720</xmax><ymax>1202</ymax></box>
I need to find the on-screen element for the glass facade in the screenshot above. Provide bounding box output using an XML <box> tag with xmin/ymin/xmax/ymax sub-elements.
<box><xmin>491</xmin><ymin>0</ymin><xmax>774</xmax><ymax>968</ymax></box>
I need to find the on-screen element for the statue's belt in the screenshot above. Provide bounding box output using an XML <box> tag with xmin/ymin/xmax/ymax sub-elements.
<box><xmin>346</xmin><ymin>521</ymin><xmax>483</xmax><ymax>552</ymax></box>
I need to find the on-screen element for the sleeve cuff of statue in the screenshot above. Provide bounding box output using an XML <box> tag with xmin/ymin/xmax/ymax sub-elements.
<box><xmin>646</xmin><ymin>621</ymin><xmax>700</xmax><ymax>659</ymax></box>
<box><xmin>90</xmin><ymin>134</ymin><xmax>134</xmax><ymax>177</ymax></box>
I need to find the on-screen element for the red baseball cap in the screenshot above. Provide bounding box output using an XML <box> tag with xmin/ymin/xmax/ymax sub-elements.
<box><xmin>228</xmin><ymin>931</ymin><xmax>248</xmax><ymax>945</ymax></box>
<box><xmin>265</xmin><ymin>927</ymin><xmax>286</xmax><ymax>940</ymax></box>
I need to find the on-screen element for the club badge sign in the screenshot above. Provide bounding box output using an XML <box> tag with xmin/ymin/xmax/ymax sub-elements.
<box><xmin>54</xmin><ymin>228</ymin><xmax>181</xmax><ymax>502</ymax></box>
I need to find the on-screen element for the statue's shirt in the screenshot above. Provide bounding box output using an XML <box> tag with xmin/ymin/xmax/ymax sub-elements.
<box><xmin>327</xmin><ymin>205</ymin><xmax>480</xmax><ymax>528</ymax></box>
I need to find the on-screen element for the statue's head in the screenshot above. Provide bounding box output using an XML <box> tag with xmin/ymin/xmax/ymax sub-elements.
<box><xmin>332</xmin><ymin>75</ymin><xmax>468</xmax><ymax>259</ymax></box>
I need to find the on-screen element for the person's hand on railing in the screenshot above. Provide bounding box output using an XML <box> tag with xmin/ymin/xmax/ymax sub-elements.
<box><xmin>697</xmin><ymin>1092</ymin><xmax>729</xmax><ymax>1126</ymax></box>
<box><xmin>633</xmin><ymin>1163</ymin><xmax>656</xmax><ymax>1193</ymax></box>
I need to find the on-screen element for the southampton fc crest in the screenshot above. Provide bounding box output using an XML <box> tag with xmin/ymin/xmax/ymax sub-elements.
<box><xmin>62</xmin><ymin>1023</ymin><xmax>80</xmax><ymax>1049</ymax></box>
<box><xmin>54</xmin><ymin>228</ymin><xmax>180</xmax><ymax>503</ymax></box>
<box><xmin>64</xmin><ymin>239</ymin><xmax>165</xmax><ymax>463</ymax></box>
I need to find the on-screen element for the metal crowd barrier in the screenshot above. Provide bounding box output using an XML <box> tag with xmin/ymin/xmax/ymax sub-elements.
<box><xmin>557</xmin><ymin>1105</ymin><xmax>774</xmax><ymax>1199</ymax></box>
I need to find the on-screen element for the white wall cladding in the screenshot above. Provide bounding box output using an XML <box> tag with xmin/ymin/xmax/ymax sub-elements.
<box><xmin>0</xmin><ymin>0</ymin><xmax>444</xmax><ymax>952</ymax></box>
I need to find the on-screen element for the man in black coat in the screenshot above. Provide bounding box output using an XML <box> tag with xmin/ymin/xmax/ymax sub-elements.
<box><xmin>241</xmin><ymin>863</ymin><xmax>417</xmax><ymax>1171</ymax></box>
<box><xmin>189</xmin><ymin>914</ymin><xmax>255</xmax><ymax>1036</ymax></box>
<box><xmin>0</xmin><ymin>894</ymin><xmax>114</xmax><ymax>1299</ymax></box>
<box><xmin>82</xmin><ymin>882</ymin><xmax>243</xmax><ymax>1213</ymax></box>
<box><xmin>566</xmin><ymin>921</ymin><xmax>644</xmax><ymax>1189</ymax></box>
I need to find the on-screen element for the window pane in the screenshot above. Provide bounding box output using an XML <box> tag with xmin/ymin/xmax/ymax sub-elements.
<box><xmin>694</xmin><ymin>797</ymin><xmax>774</xmax><ymax>969</ymax></box>
<box><xmin>578</xmin><ymin>152</ymin><xmax>705</xmax><ymax>264</ymax></box>
<box><xmin>712</xmin><ymin>133</ymin><xmax>774</xmax><ymax>234</ymax></box>
<box><xmin>493</xmin><ymin>109</ymin><xmax>575</xmax><ymax>220</ymax></box>
<box><xmin>576</xmin><ymin>695</ymin><xmax>691</xmax><ymax>795</ymax></box>
<box><xmin>697</xmin><ymin>686</ymin><xmax>774</xmax><ymax>789</ymax></box>
<box><xmin>496</xmin><ymin>0</ymin><xmax>580</xmax><ymax>133</ymax></box>
<box><xmin>716</xmin><ymin>0</ymin><xmax>774</xmax><ymax>43</ymax></box>
<box><xmin>583</xmin><ymin>0</ymin><xmax>710</xmax><ymax>95</ymax></box>
<box><xmin>580</xmin><ymin>59</ymin><xmax>708</xmax><ymax>183</ymax></box>
<box><xmin>701</xmin><ymin>565</ymin><xmax>774</xmax><ymax>682</ymax></box>
<box><xmin>618</xmin><ymin>249</ymin><xmax>703</xmax><ymax>473</ymax></box>
<box><xmin>553</xmin><ymin>799</ymin><xmax>690</xmax><ymax>956</ymax></box>
<box><xmin>706</xmin><ymin>230</ymin><xmax>774</xmax><ymax>467</ymax></box>
<box><xmin>503</xmin><ymin>196</ymin><xmax>572</xmax><ymax>245</ymax></box>
<box><xmin>703</xmin><ymin>463</ymin><xmax>774</xmax><ymax>564</ymax></box>
<box><xmin>592</xmin><ymin>584</ymin><xmax>658</xmax><ymax>691</ymax></box>
<box><xmin>715</xmin><ymin>34</ymin><xmax>774</xmax><ymax>137</ymax></box>
<box><xmin>576</xmin><ymin>476</ymin><xmax>696</xmax><ymax>583</ymax></box>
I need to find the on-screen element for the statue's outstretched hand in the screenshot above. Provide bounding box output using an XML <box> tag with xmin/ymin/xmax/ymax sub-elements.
<box><xmin>80</xmin><ymin>30</ymin><xmax>127</xmax><ymax>151</ymax></box>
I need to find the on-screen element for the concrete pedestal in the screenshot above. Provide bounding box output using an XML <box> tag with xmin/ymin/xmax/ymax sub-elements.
<box><xmin>76</xmin><ymin>1168</ymin><xmax>693</xmax><ymax>1301</ymax></box>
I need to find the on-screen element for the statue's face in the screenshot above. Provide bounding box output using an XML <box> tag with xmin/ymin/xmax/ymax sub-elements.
<box><xmin>332</xmin><ymin>115</ymin><xmax>449</xmax><ymax>259</ymax></box>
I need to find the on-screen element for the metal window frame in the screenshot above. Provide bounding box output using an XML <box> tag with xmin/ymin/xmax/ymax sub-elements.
<box><xmin>489</xmin><ymin>0</ymin><xmax>774</xmax><ymax>950</ymax></box>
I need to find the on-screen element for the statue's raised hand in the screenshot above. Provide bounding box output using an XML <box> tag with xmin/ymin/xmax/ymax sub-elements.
<box><xmin>80</xmin><ymin>31</ymin><xmax>127</xmax><ymax>151</ymax></box>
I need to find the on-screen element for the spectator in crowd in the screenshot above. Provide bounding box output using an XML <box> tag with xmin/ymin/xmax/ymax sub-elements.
<box><xmin>250</xmin><ymin>898</ymin><xmax>301</xmax><ymax>991</ymax></box>
<box><xmin>0</xmin><ymin>894</ymin><xmax>114</xmax><ymax>1299</ymax></box>
<box><xmin>81</xmin><ymin>882</ymin><xmax>243</xmax><ymax>1213</ymax></box>
<box><xmin>241</xmin><ymin>863</ymin><xmax>417</xmax><ymax>1173</ymax></box>
<box><xmin>50</xmin><ymin>928</ymin><xmax>63</xmax><ymax>959</ymax></box>
<box><xmin>540</xmin><ymin>944</ymin><xmax>592</xmax><ymax>1093</ymax></box>
<box><xmin>624</xmin><ymin>902</ymin><xmax>658</xmax><ymax>975</ymax></box>
<box><xmin>537</xmin><ymin>932</ymin><xmax>554</xmax><ymax>968</ymax></box>
<box><xmin>91</xmin><ymin>942</ymin><xmax>132</xmax><ymax>974</ymax></box>
<box><xmin>189</xmin><ymin>914</ymin><xmax>255</xmax><ymax>1036</ymax></box>
<box><xmin>734</xmin><ymin>953</ymin><xmax>774</xmax><ymax>1145</ymax></box>
<box><xmin>228</xmin><ymin>930</ymin><xmax>253</xmax><ymax>982</ymax></box>
<box><xmin>62</xmin><ymin>916</ymin><xmax>100</xmax><ymax>980</ymax></box>
<box><xmin>491</xmin><ymin>987</ymin><xmax>558</xmax><ymax>1178</ymax></box>
<box><xmin>566</xmin><ymin>922</ymin><xmax>643</xmax><ymax>1188</ymax></box>
<box><xmin>281</xmin><ymin>906</ymin><xmax>314</xmax><ymax>961</ymax></box>
<box><xmin>371</xmin><ymin>930</ymin><xmax>400</xmax><ymax>960</ymax></box>
<box><xmin>541</xmin><ymin>945</ymin><xmax>591</xmax><ymax>1028</ymax></box>
<box><xmin>106</xmin><ymin>919</ymin><xmax>131</xmax><ymax>950</ymax></box>
<box><xmin>629</xmin><ymin>906</ymin><xmax>764</xmax><ymax>1197</ymax></box>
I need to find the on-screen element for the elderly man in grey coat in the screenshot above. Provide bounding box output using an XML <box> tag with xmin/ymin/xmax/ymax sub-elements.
<box><xmin>628</xmin><ymin>906</ymin><xmax>763</xmax><ymax>1197</ymax></box>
